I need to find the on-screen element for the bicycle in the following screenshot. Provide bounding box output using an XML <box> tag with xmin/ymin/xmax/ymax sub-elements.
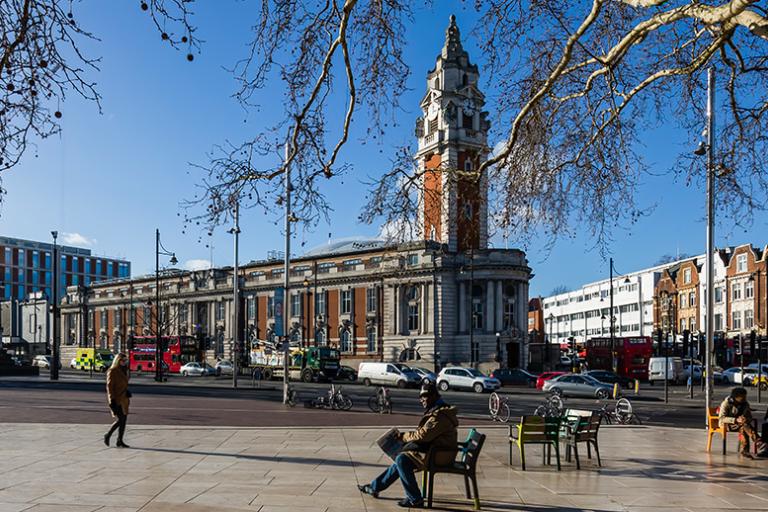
<box><xmin>533</xmin><ymin>394</ymin><xmax>564</xmax><ymax>418</ymax></box>
<box><xmin>488</xmin><ymin>392</ymin><xmax>511</xmax><ymax>422</ymax></box>
<box><xmin>368</xmin><ymin>386</ymin><xmax>393</xmax><ymax>414</ymax></box>
<box><xmin>598</xmin><ymin>398</ymin><xmax>641</xmax><ymax>425</ymax></box>
<box><xmin>312</xmin><ymin>384</ymin><xmax>353</xmax><ymax>410</ymax></box>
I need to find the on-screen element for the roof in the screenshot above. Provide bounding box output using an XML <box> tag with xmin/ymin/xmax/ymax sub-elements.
<box><xmin>302</xmin><ymin>238</ymin><xmax>390</xmax><ymax>258</ymax></box>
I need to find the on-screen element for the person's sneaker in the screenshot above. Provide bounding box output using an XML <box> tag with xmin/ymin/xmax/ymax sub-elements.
<box><xmin>116</xmin><ymin>441</ymin><xmax>130</xmax><ymax>448</ymax></box>
<box><xmin>103</xmin><ymin>434</ymin><xmax>110</xmax><ymax>447</ymax></box>
<box><xmin>397</xmin><ymin>498</ymin><xmax>424</xmax><ymax>508</ymax></box>
<box><xmin>357</xmin><ymin>484</ymin><xmax>378</xmax><ymax>498</ymax></box>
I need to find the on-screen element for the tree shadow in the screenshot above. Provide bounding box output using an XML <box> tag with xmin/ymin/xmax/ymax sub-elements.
<box><xmin>597</xmin><ymin>457</ymin><xmax>768</xmax><ymax>483</ymax></box>
<box><xmin>131</xmin><ymin>445</ymin><xmax>382</xmax><ymax>468</ymax></box>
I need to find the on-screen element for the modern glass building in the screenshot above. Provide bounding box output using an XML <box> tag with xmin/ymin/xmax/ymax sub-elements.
<box><xmin>0</xmin><ymin>236</ymin><xmax>130</xmax><ymax>302</ymax></box>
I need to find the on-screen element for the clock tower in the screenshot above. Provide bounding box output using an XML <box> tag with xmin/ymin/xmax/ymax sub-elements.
<box><xmin>415</xmin><ymin>15</ymin><xmax>490</xmax><ymax>253</ymax></box>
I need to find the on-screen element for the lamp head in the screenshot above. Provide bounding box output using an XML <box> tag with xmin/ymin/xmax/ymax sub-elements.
<box><xmin>303</xmin><ymin>278</ymin><xmax>310</xmax><ymax>288</ymax></box>
<box><xmin>170</xmin><ymin>254</ymin><xmax>178</xmax><ymax>266</ymax></box>
<box><xmin>693</xmin><ymin>141</ymin><xmax>707</xmax><ymax>156</ymax></box>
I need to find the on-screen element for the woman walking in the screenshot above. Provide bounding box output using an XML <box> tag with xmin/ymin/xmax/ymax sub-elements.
<box><xmin>104</xmin><ymin>353</ymin><xmax>131</xmax><ymax>448</ymax></box>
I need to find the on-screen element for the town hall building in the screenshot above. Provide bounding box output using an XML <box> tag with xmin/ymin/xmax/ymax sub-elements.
<box><xmin>59</xmin><ymin>17</ymin><xmax>532</xmax><ymax>372</ymax></box>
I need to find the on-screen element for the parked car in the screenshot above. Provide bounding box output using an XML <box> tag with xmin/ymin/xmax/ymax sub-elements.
<box><xmin>721</xmin><ymin>367</ymin><xmax>742</xmax><ymax>384</ymax></box>
<box><xmin>648</xmin><ymin>357</ymin><xmax>684</xmax><ymax>384</ymax></box>
<box><xmin>32</xmin><ymin>355</ymin><xmax>60</xmax><ymax>370</ymax></box>
<box><xmin>490</xmin><ymin>368</ymin><xmax>537</xmax><ymax>387</ymax></box>
<box><xmin>215</xmin><ymin>360</ymin><xmax>234</xmax><ymax>376</ymax></box>
<box><xmin>739</xmin><ymin>368</ymin><xmax>759</xmax><ymax>385</ymax></box>
<box><xmin>542</xmin><ymin>373</ymin><xmax>613</xmax><ymax>399</ymax></box>
<box><xmin>584</xmin><ymin>370</ymin><xmax>633</xmax><ymax>389</ymax></box>
<box><xmin>180</xmin><ymin>362</ymin><xmax>216</xmax><ymax>377</ymax></box>
<box><xmin>411</xmin><ymin>367</ymin><xmax>437</xmax><ymax>385</ymax></box>
<box><xmin>336</xmin><ymin>365</ymin><xmax>358</xmax><ymax>382</ymax></box>
<box><xmin>358</xmin><ymin>362</ymin><xmax>420</xmax><ymax>388</ymax></box>
<box><xmin>436</xmin><ymin>367</ymin><xmax>501</xmax><ymax>393</ymax></box>
<box><xmin>535</xmin><ymin>371</ymin><xmax>566</xmax><ymax>390</ymax></box>
<box><xmin>682</xmin><ymin>359</ymin><xmax>703</xmax><ymax>380</ymax></box>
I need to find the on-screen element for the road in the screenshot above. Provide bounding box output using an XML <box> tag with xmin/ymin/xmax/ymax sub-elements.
<box><xmin>0</xmin><ymin>369</ymin><xmax>743</xmax><ymax>428</ymax></box>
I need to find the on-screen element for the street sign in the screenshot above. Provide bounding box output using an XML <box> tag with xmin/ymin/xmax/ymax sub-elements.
<box><xmin>274</xmin><ymin>287</ymin><xmax>284</xmax><ymax>337</ymax></box>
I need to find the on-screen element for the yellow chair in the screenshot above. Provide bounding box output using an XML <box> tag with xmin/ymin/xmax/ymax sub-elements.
<box><xmin>706</xmin><ymin>406</ymin><xmax>755</xmax><ymax>454</ymax></box>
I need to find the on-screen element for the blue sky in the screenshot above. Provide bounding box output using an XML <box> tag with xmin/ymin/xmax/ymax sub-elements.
<box><xmin>0</xmin><ymin>1</ymin><xmax>765</xmax><ymax>297</ymax></box>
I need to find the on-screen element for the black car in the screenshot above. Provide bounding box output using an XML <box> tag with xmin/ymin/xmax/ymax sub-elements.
<box><xmin>490</xmin><ymin>368</ymin><xmax>537</xmax><ymax>387</ymax></box>
<box><xmin>584</xmin><ymin>370</ymin><xmax>633</xmax><ymax>389</ymax></box>
<box><xmin>336</xmin><ymin>365</ymin><xmax>358</xmax><ymax>382</ymax></box>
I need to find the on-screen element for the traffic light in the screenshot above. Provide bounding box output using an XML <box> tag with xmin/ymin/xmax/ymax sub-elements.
<box><xmin>750</xmin><ymin>330</ymin><xmax>756</xmax><ymax>357</ymax></box>
<box><xmin>656</xmin><ymin>329</ymin><xmax>663</xmax><ymax>356</ymax></box>
<box><xmin>682</xmin><ymin>329</ymin><xmax>690</xmax><ymax>356</ymax></box>
<box><xmin>735</xmin><ymin>334</ymin><xmax>742</xmax><ymax>355</ymax></box>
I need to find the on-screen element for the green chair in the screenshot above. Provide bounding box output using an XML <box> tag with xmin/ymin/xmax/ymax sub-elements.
<box><xmin>509</xmin><ymin>415</ymin><xmax>562</xmax><ymax>470</ymax></box>
<box><xmin>422</xmin><ymin>428</ymin><xmax>486</xmax><ymax>510</ymax></box>
<box><xmin>563</xmin><ymin>411</ymin><xmax>602</xmax><ymax>469</ymax></box>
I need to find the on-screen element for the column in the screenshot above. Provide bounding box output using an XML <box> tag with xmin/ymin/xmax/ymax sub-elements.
<box><xmin>392</xmin><ymin>285</ymin><xmax>400</xmax><ymax>335</ymax></box>
<box><xmin>486</xmin><ymin>280</ymin><xmax>495</xmax><ymax>332</ymax></box>
<box><xmin>422</xmin><ymin>282</ymin><xmax>429</xmax><ymax>334</ymax></box>
<box><xmin>459</xmin><ymin>281</ymin><xmax>466</xmax><ymax>332</ymax></box>
<box><xmin>496</xmin><ymin>281</ymin><xmax>503</xmax><ymax>331</ymax></box>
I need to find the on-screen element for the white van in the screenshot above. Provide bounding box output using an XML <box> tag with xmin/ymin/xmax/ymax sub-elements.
<box><xmin>358</xmin><ymin>362</ymin><xmax>421</xmax><ymax>388</ymax></box>
<box><xmin>648</xmin><ymin>357</ymin><xmax>684</xmax><ymax>384</ymax></box>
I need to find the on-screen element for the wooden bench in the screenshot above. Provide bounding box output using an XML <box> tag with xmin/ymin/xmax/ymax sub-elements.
<box><xmin>422</xmin><ymin>428</ymin><xmax>485</xmax><ymax>510</ymax></box>
<box><xmin>509</xmin><ymin>415</ymin><xmax>562</xmax><ymax>471</ymax></box>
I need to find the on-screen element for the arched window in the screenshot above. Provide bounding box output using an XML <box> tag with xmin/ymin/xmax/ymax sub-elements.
<box><xmin>406</xmin><ymin>286</ymin><xmax>420</xmax><ymax>332</ymax></box>
<box><xmin>340</xmin><ymin>330</ymin><xmax>352</xmax><ymax>353</ymax></box>
<box><xmin>399</xmin><ymin>348</ymin><xmax>421</xmax><ymax>362</ymax></box>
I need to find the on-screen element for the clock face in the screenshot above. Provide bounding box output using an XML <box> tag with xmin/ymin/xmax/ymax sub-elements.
<box><xmin>428</xmin><ymin>101</ymin><xmax>439</xmax><ymax>117</ymax></box>
<box><xmin>462</xmin><ymin>97</ymin><xmax>476</xmax><ymax>112</ymax></box>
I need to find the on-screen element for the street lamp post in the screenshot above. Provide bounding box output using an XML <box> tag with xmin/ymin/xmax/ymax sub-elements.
<box><xmin>155</xmin><ymin>228</ymin><xmax>178</xmax><ymax>383</ymax></box>
<box><xmin>749</xmin><ymin>270</ymin><xmax>767</xmax><ymax>403</ymax></box>
<box><xmin>303</xmin><ymin>277</ymin><xmax>311</xmax><ymax>349</ymax></box>
<box><xmin>230</xmin><ymin>201</ymin><xmax>241</xmax><ymax>389</ymax></box>
<box><xmin>608</xmin><ymin>258</ymin><xmax>631</xmax><ymax>374</ymax></box>
<box><xmin>50</xmin><ymin>231</ymin><xmax>60</xmax><ymax>381</ymax></box>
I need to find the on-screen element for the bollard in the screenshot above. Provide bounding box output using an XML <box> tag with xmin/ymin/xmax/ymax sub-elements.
<box><xmin>634</xmin><ymin>379</ymin><xmax>640</xmax><ymax>395</ymax></box>
<box><xmin>613</xmin><ymin>382</ymin><xmax>620</xmax><ymax>399</ymax></box>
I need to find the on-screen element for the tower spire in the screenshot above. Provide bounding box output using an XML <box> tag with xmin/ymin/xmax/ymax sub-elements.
<box><xmin>443</xmin><ymin>14</ymin><xmax>464</xmax><ymax>60</ymax></box>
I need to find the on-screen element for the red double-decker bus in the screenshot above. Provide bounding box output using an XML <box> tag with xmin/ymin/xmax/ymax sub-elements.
<box><xmin>586</xmin><ymin>336</ymin><xmax>653</xmax><ymax>380</ymax></box>
<box><xmin>129</xmin><ymin>335</ymin><xmax>201</xmax><ymax>374</ymax></box>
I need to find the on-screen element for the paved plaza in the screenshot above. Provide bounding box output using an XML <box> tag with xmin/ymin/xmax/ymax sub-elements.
<box><xmin>1</xmin><ymin>422</ymin><xmax>767</xmax><ymax>512</ymax></box>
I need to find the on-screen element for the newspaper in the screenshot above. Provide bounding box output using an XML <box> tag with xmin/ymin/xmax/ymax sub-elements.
<box><xmin>376</xmin><ymin>428</ymin><xmax>403</xmax><ymax>461</ymax></box>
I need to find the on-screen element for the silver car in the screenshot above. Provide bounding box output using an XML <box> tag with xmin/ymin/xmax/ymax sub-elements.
<box><xmin>180</xmin><ymin>362</ymin><xmax>216</xmax><ymax>377</ymax></box>
<box><xmin>543</xmin><ymin>373</ymin><xmax>612</xmax><ymax>399</ymax></box>
<box><xmin>215</xmin><ymin>360</ymin><xmax>234</xmax><ymax>376</ymax></box>
<box><xmin>436</xmin><ymin>367</ymin><xmax>501</xmax><ymax>393</ymax></box>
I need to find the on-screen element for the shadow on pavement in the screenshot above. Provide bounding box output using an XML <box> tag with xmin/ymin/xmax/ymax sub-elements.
<box><xmin>131</xmin><ymin>445</ymin><xmax>384</xmax><ymax>468</ymax></box>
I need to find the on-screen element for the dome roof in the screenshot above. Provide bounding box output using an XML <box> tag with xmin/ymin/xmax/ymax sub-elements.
<box><xmin>302</xmin><ymin>237</ymin><xmax>388</xmax><ymax>258</ymax></box>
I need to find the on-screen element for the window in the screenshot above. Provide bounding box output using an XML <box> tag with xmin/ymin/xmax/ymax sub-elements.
<box><xmin>428</xmin><ymin>117</ymin><xmax>438</xmax><ymax>134</ymax></box>
<box><xmin>340</xmin><ymin>330</ymin><xmax>352</xmax><ymax>352</ymax></box>
<box><xmin>215</xmin><ymin>302</ymin><xmax>225</xmax><ymax>322</ymax></box>
<box><xmin>689</xmin><ymin>292</ymin><xmax>696</xmax><ymax>307</ymax></box>
<box><xmin>503</xmin><ymin>300</ymin><xmax>514</xmax><ymax>330</ymax></box>
<box><xmin>178</xmin><ymin>303</ymin><xmax>188</xmax><ymax>324</ymax></box>
<box><xmin>247</xmin><ymin>297</ymin><xmax>256</xmax><ymax>320</ymax></box>
<box><xmin>267</xmin><ymin>296</ymin><xmax>274</xmax><ymax>318</ymax></box>
<box><xmin>342</xmin><ymin>259</ymin><xmax>362</xmax><ymax>268</ymax></box>
<box><xmin>315</xmin><ymin>292</ymin><xmax>326</xmax><ymax>317</ymax></box>
<box><xmin>746</xmin><ymin>280</ymin><xmax>754</xmax><ymax>299</ymax></box>
<box><xmin>680</xmin><ymin>318</ymin><xmax>687</xmax><ymax>331</ymax></box>
<box><xmin>290</xmin><ymin>293</ymin><xmax>301</xmax><ymax>317</ymax></box>
<box><xmin>715</xmin><ymin>287</ymin><xmax>723</xmax><ymax>304</ymax></box>
<box><xmin>366</xmin><ymin>288</ymin><xmax>377</xmax><ymax>313</ymax></box>
<box><xmin>143</xmin><ymin>306</ymin><xmax>151</xmax><ymax>327</ymax></box>
<box><xmin>366</xmin><ymin>327</ymin><xmax>376</xmax><ymax>353</ymax></box>
<box><xmin>737</xmin><ymin>254</ymin><xmax>747</xmax><ymax>272</ymax></box>
<box><xmin>471</xmin><ymin>301</ymin><xmax>484</xmax><ymax>330</ymax></box>
<box><xmin>315</xmin><ymin>328</ymin><xmax>326</xmax><ymax>346</ymax></box>
<box><xmin>680</xmin><ymin>293</ymin><xmax>687</xmax><ymax>308</ymax></box>
<box><xmin>732</xmin><ymin>310</ymin><xmax>742</xmax><ymax>329</ymax></box>
<box><xmin>732</xmin><ymin>283</ymin><xmax>742</xmax><ymax>301</ymax></box>
<box><xmin>115</xmin><ymin>309</ymin><xmax>122</xmax><ymax>330</ymax></box>
<box><xmin>340</xmin><ymin>289</ymin><xmax>352</xmax><ymax>314</ymax></box>
<box><xmin>714</xmin><ymin>314</ymin><xmax>723</xmax><ymax>331</ymax></box>
<box><xmin>462</xmin><ymin>111</ymin><xmax>473</xmax><ymax>129</ymax></box>
<box><xmin>683</xmin><ymin>268</ymin><xmax>692</xmax><ymax>284</ymax></box>
<box><xmin>745</xmin><ymin>309</ymin><xmax>754</xmax><ymax>329</ymax></box>
<box><xmin>689</xmin><ymin>318</ymin><xmax>696</xmax><ymax>331</ymax></box>
<box><xmin>407</xmin><ymin>254</ymin><xmax>419</xmax><ymax>266</ymax></box>
<box><xmin>408</xmin><ymin>303</ymin><xmax>419</xmax><ymax>331</ymax></box>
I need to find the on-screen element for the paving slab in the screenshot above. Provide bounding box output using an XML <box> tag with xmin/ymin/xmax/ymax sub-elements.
<box><xmin>1</xmin><ymin>423</ymin><xmax>767</xmax><ymax>511</ymax></box>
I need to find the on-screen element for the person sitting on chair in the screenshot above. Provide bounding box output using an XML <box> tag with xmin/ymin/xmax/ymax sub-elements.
<box><xmin>719</xmin><ymin>387</ymin><xmax>766</xmax><ymax>456</ymax></box>
<box><xmin>358</xmin><ymin>382</ymin><xmax>459</xmax><ymax>508</ymax></box>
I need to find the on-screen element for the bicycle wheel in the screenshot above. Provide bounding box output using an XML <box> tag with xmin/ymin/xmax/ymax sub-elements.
<box><xmin>549</xmin><ymin>395</ymin><xmax>564</xmax><ymax>414</ymax></box>
<box><xmin>498</xmin><ymin>403</ymin><xmax>511</xmax><ymax>423</ymax></box>
<box><xmin>533</xmin><ymin>405</ymin><xmax>547</xmax><ymax>417</ymax></box>
<box><xmin>615</xmin><ymin>397</ymin><xmax>632</xmax><ymax>416</ymax></box>
<box><xmin>368</xmin><ymin>396</ymin><xmax>380</xmax><ymax>413</ymax></box>
<box><xmin>488</xmin><ymin>392</ymin><xmax>501</xmax><ymax>417</ymax></box>
<box><xmin>629</xmin><ymin>412</ymin><xmax>642</xmax><ymax>425</ymax></box>
<box><xmin>340</xmin><ymin>394</ymin><xmax>353</xmax><ymax>411</ymax></box>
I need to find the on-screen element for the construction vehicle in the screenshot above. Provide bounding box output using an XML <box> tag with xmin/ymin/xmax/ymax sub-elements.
<box><xmin>249</xmin><ymin>343</ymin><xmax>340</xmax><ymax>382</ymax></box>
